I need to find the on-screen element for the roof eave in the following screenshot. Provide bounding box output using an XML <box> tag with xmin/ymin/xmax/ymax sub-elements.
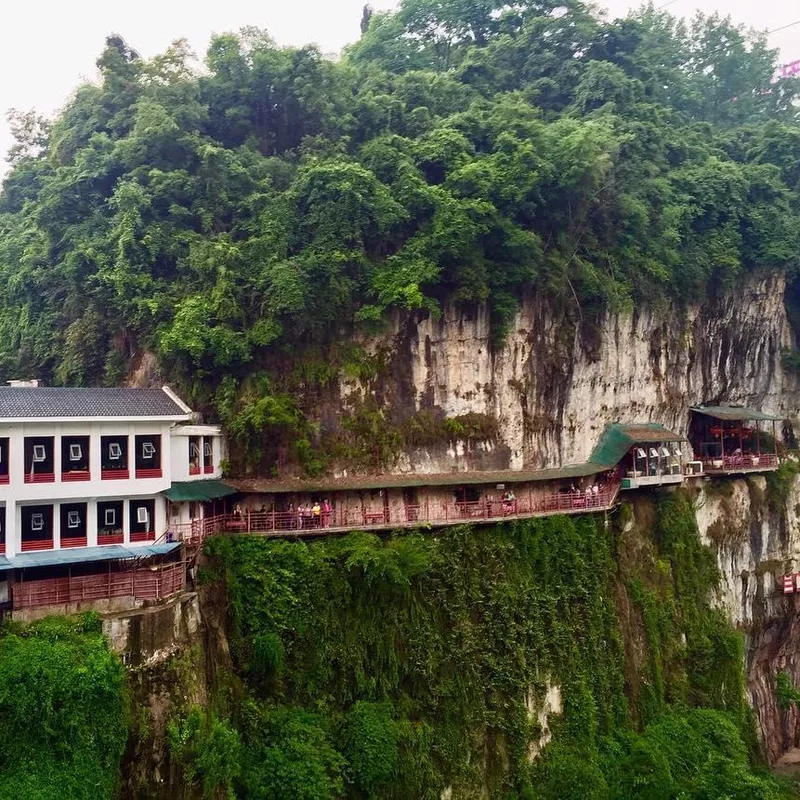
<box><xmin>0</xmin><ymin>413</ymin><xmax>192</xmax><ymax>424</ymax></box>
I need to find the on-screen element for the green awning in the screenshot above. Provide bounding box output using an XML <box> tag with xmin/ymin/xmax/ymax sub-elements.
<box><xmin>164</xmin><ymin>480</ymin><xmax>236</xmax><ymax>502</ymax></box>
<box><xmin>589</xmin><ymin>423</ymin><xmax>684</xmax><ymax>469</ymax></box>
<box><xmin>691</xmin><ymin>406</ymin><xmax>783</xmax><ymax>422</ymax></box>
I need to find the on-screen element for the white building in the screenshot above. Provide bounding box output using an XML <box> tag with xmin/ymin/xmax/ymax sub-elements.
<box><xmin>0</xmin><ymin>384</ymin><xmax>228</xmax><ymax>558</ymax></box>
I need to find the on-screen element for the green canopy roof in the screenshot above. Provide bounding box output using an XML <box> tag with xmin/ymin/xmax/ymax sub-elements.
<box><xmin>691</xmin><ymin>406</ymin><xmax>783</xmax><ymax>422</ymax></box>
<box><xmin>589</xmin><ymin>423</ymin><xmax>684</xmax><ymax>469</ymax></box>
<box><xmin>164</xmin><ymin>480</ymin><xmax>236</xmax><ymax>502</ymax></box>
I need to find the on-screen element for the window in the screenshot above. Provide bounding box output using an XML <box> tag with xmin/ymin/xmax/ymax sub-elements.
<box><xmin>31</xmin><ymin>513</ymin><xmax>44</xmax><ymax>531</ymax></box>
<box><xmin>190</xmin><ymin>442</ymin><xmax>201</xmax><ymax>458</ymax></box>
<box><xmin>635</xmin><ymin>448</ymin><xmax>647</xmax><ymax>459</ymax></box>
<box><xmin>69</xmin><ymin>443</ymin><xmax>82</xmax><ymax>461</ymax></box>
<box><xmin>109</xmin><ymin>442</ymin><xmax>122</xmax><ymax>460</ymax></box>
<box><xmin>203</xmin><ymin>442</ymin><xmax>212</xmax><ymax>457</ymax></box>
<box><xmin>660</xmin><ymin>447</ymin><xmax>670</xmax><ymax>458</ymax></box>
<box><xmin>32</xmin><ymin>444</ymin><xmax>46</xmax><ymax>462</ymax></box>
<box><xmin>649</xmin><ymin>448</ymin><xmax>659</xmax><ymax>458</ymax></box>
<box><xmin>136</xmin><ymin>507</ymin><xmax>149</xmax><ymax>524</ymax></box>
<box><xmin>104</xmin><ymin>508</ymin><xmax>116</xmax><ymax>526</ymax></box>
<box><xmin>141</xmin><ymin>442</ymin><xmax>156</xmax><ymax>459</ymax></box>
<box><xmin>672</xmin><ymin>444</ymin><xmax>682</xmax><ymax>457</ymax></box>
<box><xmin>67</xmin><ymin>511</ymin><xmax>80</xmax><ymax>529</ymax></box>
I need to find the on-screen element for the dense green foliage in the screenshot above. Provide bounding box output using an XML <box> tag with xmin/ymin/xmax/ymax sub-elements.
<box><xmin>200</xmin><ymin>495</ymin><xmax>790</xmax><ymax>797</ymax></box>
<box><xmin>0</xmin><ymin>612</ymin><xmax>127</xmax><ymax>798</ymax></box>
<box><xmin>1</xmin><ymin>3</ymin><xmax>799</xmax><ymax>470</ymax></box>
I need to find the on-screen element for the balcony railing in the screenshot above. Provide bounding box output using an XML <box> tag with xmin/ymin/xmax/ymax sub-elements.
<box><xmin>189</xmin><ymin>465</ymin><xmax>201</xmax><ymax>476</ymax></box>
<box><xmin>98</xmin><ymin>532</ymin><xmax>124</xmax><ymax>545</ymax></box>
<box><xmin>24</xmin><ymin>472</ymin><xmax>55</xmax><ymax>484</ymax></box>
<box><xmin>0</xmin><ymin>474</ymin><xmax>8</xmax><ymax>485</ymax></box>
<box><xmin>62</xmin><ymin>470</ymin><xmax>91</xmax><ymax>482</ymax></box>
<box><xmin>203</xmin><ymin>465</ymin><xmax>214</xmax><ymax>474</ymax></box>
<box><xmin>135</xmin><ymin>468</ymin><xmax>163</xmax><ymax>479</ymax></box>
<box><xmin>700</xmin><ymin>453</ymin><xmax>779</xmax><ymax>472</ymax></box>
<box><xmin>12</xmin><ymin>562</ymin><xmax>185</xmax><ymax>609</ymax></box>
<box><xmin>129</xmin><ymin>531</ymin><xmax>155</xmax><ymax>543</ymax></box>
<box><xmin>161</xmin><ymin>485</ymin><xmax>622</xmax><ymax>548</ymax></box>
<box><xmin>0</xmin><ymin>542</ymin><xmax>5</xmax><ymax>555</ymax></box>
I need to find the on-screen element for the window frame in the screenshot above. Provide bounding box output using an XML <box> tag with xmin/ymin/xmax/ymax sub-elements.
<box><xmin>67</xmin><ymin>510</ymin><xmax>81</xmax><ymax>529</ymax></box>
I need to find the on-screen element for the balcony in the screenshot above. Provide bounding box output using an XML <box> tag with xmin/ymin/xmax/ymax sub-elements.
<box><xmin>62</xmin><ymin>470</ymin><xmax>90</xmax><ymax>482</ymax></box>
<box><xmin>135</xmin><ymin>468</ymin><xmax>163</xmax><ymax>479</ymax></box>
<box><xmin>101</xmin><ymin>469</ymin><xmax>129</xmax><ymax>480</ymax></box>
<box><xmin>24</xmin><ymin>472</ymin><xmax>55</xmax><ymax>484</ymax></box>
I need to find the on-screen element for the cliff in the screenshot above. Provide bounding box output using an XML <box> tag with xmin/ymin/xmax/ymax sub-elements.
<box><xmin>338</xmin><ymin>271</ymin><xmax>798</xmax><ymax>474</ymax></box>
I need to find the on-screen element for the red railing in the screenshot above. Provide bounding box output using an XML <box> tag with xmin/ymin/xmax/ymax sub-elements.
<box><xmin>0</xmin><ymin>542</ymin><xmax>5</xmax><ymax>555</ymax></box>
<box><xmin>189</xmin><ymin>465</ymin><xmax>201</xmax><ymax>476</ymax></box>
<box><xmin>203</xmin><ymin>465</ymin><xmax>214</xmax><ymax>474</ymax></box>
<box><xmin>98</xmin><ymin>533</ymin><xmax>124</xmax><ymax>545</ymax></box>
<box><xmin>20</xmin><ymin>539</ymin><xmax>54</xmax><ymax>552</ymax></box>
<box><xmin>0</xmin><ymin>474</ymin><xmax>8</xmax><ymax>485</ymax></box>
<box><xmin>161</xmin><ymin>485</ymin><xmax>621</xmax><ymax>547</ymax></box>
<box><xmin>135</xmin><ymin>468</ymin><xmax>163</xmax><ymax>479</ymax></box>
<box><xmin>12</xmin><ymin>562</ymin><xmax>185</xmax><ymax>609</ymax></box>
<box><xmin>700</xmin><ymin>454</ymin><xmax>779</xmax><ymax>472</ymax></box>
<box><xmin>129</xmin><ymin>531</ymin><xmax>155</xmax><ymax>543</ymax></box>
<box><xmin>102</xmin><ymin>469</ymin><xmax>129</xmax><ymax>480</ymax></box>
<box><xmin>24</xmin><ymin>472</ymin><xmax>55</xmax><ymax>484</ymax></box>
<box><xmin>62</xmin><ymin>470</ymin><xmax>90</xmax><ymax>482</ymax></box>
<box><xmin>61</xmin><ymin>536</ymin><xmax>88</xmax><ymax>549</ymax></box>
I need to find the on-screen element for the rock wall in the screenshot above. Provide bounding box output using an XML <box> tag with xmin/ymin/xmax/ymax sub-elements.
<box><xmin>344</xmin><ymin>271</ymin><xmax>799</xmax><ymax>473</ymax></box>
<box><xmin>684</xmin><ymin>474</ymin><xmax>800</xmax><ymax>764</ymax></box>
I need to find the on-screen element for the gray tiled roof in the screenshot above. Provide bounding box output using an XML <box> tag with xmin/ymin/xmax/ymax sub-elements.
<box><xmin>0</xmin><ymin>387</ymin><xmax>188</xmax><ymax>419</ymax></box>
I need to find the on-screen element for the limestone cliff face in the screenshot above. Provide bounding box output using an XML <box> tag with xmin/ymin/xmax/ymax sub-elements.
<box><xmin>697</xmin><ymin>475</ymin><xmax>800</xmax><ymax>764</ymax></box>
<box><xmin>344</xmin><ymin>271</ymin><xmax>798</xmax><ymax>473</ymax></box>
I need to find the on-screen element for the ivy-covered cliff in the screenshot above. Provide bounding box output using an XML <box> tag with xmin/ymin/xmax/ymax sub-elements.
<box><xmin>157</xmin><ymin>492</ymin><xmax>792</xmax><ymax>798</ymax></box>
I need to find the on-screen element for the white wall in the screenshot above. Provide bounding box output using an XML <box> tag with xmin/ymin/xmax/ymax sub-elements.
<box><xmin>0</xmin><ymin>420</ymin><xmax>179</xmax><ymax>557</ymax></box>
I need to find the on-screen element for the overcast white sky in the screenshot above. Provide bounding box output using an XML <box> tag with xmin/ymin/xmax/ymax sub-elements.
<box><xmin>0</xmin><ymin>0</ymin><xmax>798</xmax><ymax>179</ymax></box>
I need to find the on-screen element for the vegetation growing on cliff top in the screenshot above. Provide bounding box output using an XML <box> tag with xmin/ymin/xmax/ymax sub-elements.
<box><xmin>0</xmin><ymin>612</ymin><xmax>128</xmax><ymax>799</ymax></box>
<box><xmin>1</xmin><ymin>2</ymin><xmax>799</xmax><ymax>470</ymax></box>
<box><xmin>196</xmin><ymin>493</ymin><xmax>791</xmax><ymax>797</ymax></box>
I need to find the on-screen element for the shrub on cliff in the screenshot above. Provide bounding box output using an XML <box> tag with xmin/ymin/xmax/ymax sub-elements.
<box><xmin>0</xmin><ymin>612</ymin><xmax>127</xmax><ymax>798</ymax></box>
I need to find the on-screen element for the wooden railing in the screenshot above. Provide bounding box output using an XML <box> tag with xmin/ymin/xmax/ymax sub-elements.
<box><xmin>13</xmin><ymin>562</ymin><xmax>185</xmax><ymax>609</ymax></box>
<box><xmin>700</xmin><ymin>454</ymin><xmax>779</xmax><ymax>472</ymax></box>
<box><xmin>162</xmin><ymin>484</ymin><xmax>621</xmax><ymax>547</ymax></box>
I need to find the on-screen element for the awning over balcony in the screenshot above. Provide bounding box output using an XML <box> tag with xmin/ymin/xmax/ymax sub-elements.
<box><xmin>590</xmin><ymin>423</ymin><xmax>684</xmax><ymax>469</ymax></box>
<box><xmin>691</xmin><ymin>406</ymin><xmax>782</xmax><ymax>422</ymax></box>
<box><xmin>0</xmin><ymin>542</ymin><xmax>180</xmax><ymax>571</ymax></box>
<box><xmin>164</xmin><ymin>480</ymin><xmax>236</xmax><ymax>502</ymax></box>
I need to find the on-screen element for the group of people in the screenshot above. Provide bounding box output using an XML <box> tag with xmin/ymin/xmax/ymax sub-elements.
<box><xmin>230</xmin><ymin>501</ymin><xmax>334</xmax><ymax>530</ymax></box>
<box><xmin>286</xmin><ymin>500</ymin><xmax>333</xmax><ymax>529</ymax></box>
<box><xmin>501</xmin><ymin>490</ymin><xmax>517</xmax><ymax>513</ymax></box>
